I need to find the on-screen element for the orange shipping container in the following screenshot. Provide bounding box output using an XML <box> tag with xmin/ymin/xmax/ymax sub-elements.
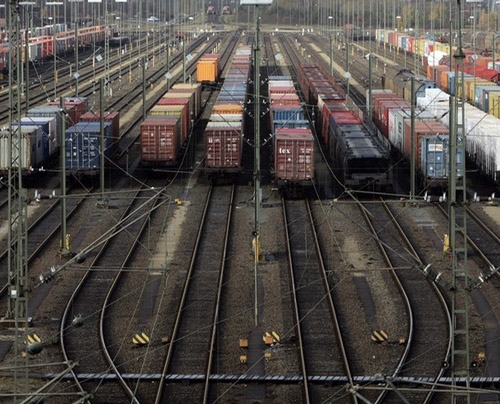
<box><xmin>212</xmin><ymin>104</ymin><xmax>243</xmax><ymax>114</ymax></box>
<box><xmin>197</xmin><ymin>59</ymin><xmax>218</xmax><ymax>82</ymax></box>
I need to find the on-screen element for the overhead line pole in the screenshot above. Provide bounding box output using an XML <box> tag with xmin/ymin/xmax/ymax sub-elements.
<box><xmin>241</xmin><ymin>0</ymin><xmax>272</xmax><ymax>328</ymax></box>
<box><xmin>449</xmin><ymin>0</ymin><xmax>471</xmax><ymax>402</ymax></box>
<box><xmin>5</xmin><ymin>0</ymin><xmax>30</xmax><ymax>399</ymax></box>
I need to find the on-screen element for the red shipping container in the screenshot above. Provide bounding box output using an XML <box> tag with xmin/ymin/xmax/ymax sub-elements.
<box><xmin>372</xmin><ymin>93</ymin><xmax>403</xmax><ymax>128</ymax></box>
<box><xmin>149</xmin><ymin>103</ymin><xmax>190</xmax><ymax>143</ymax></box>
<box><xmin>380</xmin><ymin>100</ymin><xmax>410</xmax><ymax>135</ymax></box>
<box><xmin>158</xmin><ymin>96</ymin><xmax>194</xmax><ymax>125</ymax></box>
<box><xmin>204</xmin><ymin>121</ymin><xmax>242</xmax><ymax>170</ymax></box>
<box><xmin>171</xmin><ymin>83</ymin><xmax>202</xmax><ymax>117</ymax></box>
<box><xmin>141</xmin><ymin>117</ymin><xmax>181</xmax><ymax>164</ymax></box>
<box><xmin>270</xmin><ymin>93</ymin><xmax>300</xmax><ymax>106</ymax></box>
<box><xmin>79</xmin><ymin>110</ymin><xmax>120</xmax><ymax>143</ymax></box>
<box><xmin>269</xmin><ymin>86</ymin><xmax>296</xmax><ymax>95</ymax></box>
<box><xmin>274</xmin><ymin>128</ymin><xmax>314</xmax><ymax>182</ymax></box>
<box><xmin>321</xmin><ymin>101</ymin><xmax>348</xmax><ymax>144</ymax></box>
<box><xmin>50</xmin><ymin>97</ymin><xmax>88</xmax><ymax>124</ymax></box>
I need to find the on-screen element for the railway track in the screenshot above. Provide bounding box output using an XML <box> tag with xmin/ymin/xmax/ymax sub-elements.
<box><xmin>434</xmin><ymin>202</ymin><xmax>500</xmax><ymax>384</ymax></box>
<box><xmin>358</xmin><ymin>199</ymin><xmax>451</xmax><ymax>403</ymax></box>
<box><xmin>282</xmin><ymin>198</ymin><xmax>354</xmax><ymax>403</ymax></box>
<box><xmin>0</xmin><ymin>186</ymin><xmax>90</xmax><ymax>305</ymax></box>
<box><xmin>60</xmin><ymin>181</ymin><xmax>169</xmax><ymax>402</ymax></box>
<box><xmin>156</xmin><ymin>184</ymin><xmax>235</xmax><ymax>403</ymax></box>
<box><xmin>0</xmin><ymin>31</ymin><xmax>188</xmax><ymax>125</ymax></box>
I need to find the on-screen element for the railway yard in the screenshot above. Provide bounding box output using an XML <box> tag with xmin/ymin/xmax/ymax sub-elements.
<box><xmin>3</xmin><ymin>1</ymin><xmax>500</xmax><ymax>403</ymax></box>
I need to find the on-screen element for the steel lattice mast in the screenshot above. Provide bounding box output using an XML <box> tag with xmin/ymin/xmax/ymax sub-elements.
<box><xmin>449</xmin><ymin>0</ymin><xmax>470</xmax><ymax>402</ymax></box>
<box><xmin>5</xmin><ymin>0</ymin><xmax>30</xmax><ymax>399</ymax></box>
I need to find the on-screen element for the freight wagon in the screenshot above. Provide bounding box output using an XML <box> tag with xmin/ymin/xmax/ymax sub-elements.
<box><xmin>196</xmin><ymin>53</ymin><xmax>221</xmax><ymax>83</ymax></box>
<box><xmin>0</xmin><ymin>97</ymin><xmax>86</xmax><ymax>176</ymax></box>
<box><xmin>328</xmin><ymin>111</ymin><xmax>390</xmax><ymax>191</ymax></box>
<box><xmin>0</xmin><ymin>126</ymin><xmax>48</xmax><ymax>176</ymax></box>
<box><xmin>1</xmin><ymin>24</ymin><xmax>116</xmax><ymax>74</ymax></box>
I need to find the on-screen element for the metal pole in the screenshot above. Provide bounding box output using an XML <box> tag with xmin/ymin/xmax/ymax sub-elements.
<box><xmin>99</xmin><ymin>78</ymin><xmax>107</xmax><ymax>207</ymax></box>
<box><xmin>329</xmin><ymin>32</ymin><xmax>333</xmax><ymax>76</ymax></box>
<box><xmin>142</xmin><ymin>57</ymin><xmax>146</xmax><ymax>120</ymax></box>
<box><xmin>59</xmin><ymin>97</ymin><xmax>69</xmax><ymax>256</ymax></box>
<box><xmin>254</xmin><ymin>4</ymin><xmax>261</xmax><ymax>268</ymax></box>
<box><xmin>6</xmin><ymin>0</ymin><xmax>30</xmax><ymax>398</ymax></box>
<box><xmin>368</xmin><ymin>54</ymin><xmax>372</xmax><ymax>122</ymax></box>
<box><xmin>346</xmin><ymin>40</ymin><xmax>350</xmax><ymax>96</ymax></box>
<box><xmin>493</xmin><ymin>34</ymin><xmax>497</xmax><ymax>74</ymax></box>
<box><xmin>24</xmin><ymin>29</ymin><xmax>28</xmax><ymax>111</ymax></box>
<box><xmin>183</xmin><ymin>33</ymin><xmax>186</xmax><ymax>82</ymax></box>
<box><xmin>410</xmin><ymin>77</ymin><xmax>416</xmax><ymax>201</ymax></box>
<box><xmin>74</xmin><ymin>4</ymin><xmax>79</xmax><ymax>96</ymax></box>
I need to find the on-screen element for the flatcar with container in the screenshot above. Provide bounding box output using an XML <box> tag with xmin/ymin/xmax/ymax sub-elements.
<box><xmin>0</xmin><ymin>96</ymin><xmax>90</xmax><ymax>177</ymax></box>
<box><xmin>196</xmin><ymin>53</ymin><xmax>221</xmax><ymax>84</ymax></box>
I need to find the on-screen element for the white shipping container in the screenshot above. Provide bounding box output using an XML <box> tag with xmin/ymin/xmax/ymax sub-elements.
<box><xmin>0</xmin><ymin>127</ymin><xmax>42</xmax><ymax>171</ymax></box>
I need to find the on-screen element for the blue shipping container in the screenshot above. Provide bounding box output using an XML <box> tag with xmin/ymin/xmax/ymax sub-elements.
<box><xmin>65</xmin><ymin>122</ymin><xmax>112</xmax><ymax>171</ymax></box>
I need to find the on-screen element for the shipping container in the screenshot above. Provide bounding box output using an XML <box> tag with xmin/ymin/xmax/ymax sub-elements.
<box><xmin>150</xmin><ymin>104</ymin><xmax>189</xmax><ymax>143</ymax></box>
<box><xmin>49</xmin><ymin>97</ymin><xmax>88</xmax><ymax>124</ymax></box>
<box><xmin>19</xmin><ymin>116</ymin><xmax>58</xmax><ymax>155</ymax></box>
<box><xmin>79</xmin><ymin>111</ymin><xmax>120</xmax><ymax>146</ymax></box>
<box><xmin>1</xmin><ymin>126</ymin><xmax>49</xmax><ymax>173</ymax></box>
<box><xmin>140</xmin><ymin>117</ymin><xmax>181</xmax><ymax>164</ymax></box>
<box><xmin>65</xmin><ymin>122</ymin><xmax>112</xmax><ymax>174</ymax></box>
<box><xmin>204</xmin><ymin>121</ymin><xmax>243</xmax><ymax>171</ymax></box>
<box><xmin>274</xmin><ymin>128</ymin><xmax>314</xmax><ymax>183</ymax></box>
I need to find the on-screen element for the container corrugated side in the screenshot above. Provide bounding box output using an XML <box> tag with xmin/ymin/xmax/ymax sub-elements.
<box><xmin>274</xmin><ymin>128</ymin><xmax>314</xmax><ymax>182</ymax></box>
<box><xmin>204</xmin><ymin>121</ymin><xmax>242</xmax><ymax>169</ymax></box>
<box><xmin>140</xmin><ymin>117</ymin><xmax>181</xmax><ymax>164</ymax></box>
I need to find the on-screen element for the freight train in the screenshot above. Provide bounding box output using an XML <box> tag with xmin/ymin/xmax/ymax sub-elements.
<box><xmin>381</xmin><ymin>42</ymin><xmax>500</xmax><ymax>185</ymax></box>
<box><xmin>295</xmin><ymin>63</ymin><xmax>391</xmax><ymax>192</ymax></box>
<box><xmin>0</xmin><ymin>24</ymin><xmax>117</xmax><ymax>74</ymax></box>
<box><xmin>204</xmin><ymin>44</ymin><xmax>252</xmax><ymax>176</ymax></box>
<box><xmin>268</xmin><ymin>75</ymin><xmax>314</xmax><ymax>189</ymax></box>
